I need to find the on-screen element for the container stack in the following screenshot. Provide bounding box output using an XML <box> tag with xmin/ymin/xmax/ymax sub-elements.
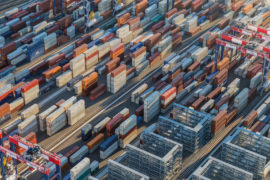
<box><xmin>46</xmin><ymin>107</ymin><xmax>67</xmax><ymax>136</ymax></box>
<box><xmin>100</xmin><ymin>134</ymin><xmax>118</xmax><ymax>159</ymax></box>
<box><xmin>56</xmin><ymin>70</ymin><xmax>73</xmax><ymax>87</ymax></box>
<box><xmin>70</xmin><ymin>145</ymin><xmax>89</xmax><ymax>166</ymax></box>
<box><xmin>131</xmin><ymin>46</ymin><xmax>147</xmax><ymax>67</ymax></box>
<box><xmin>82</xmin><ymin>72</ymin><xmax>98</xmax><ymax>97</ymax></box>
<box><xmin>73</xmin><ymin>80</ymin><xmax>82</xmax><ymax>95</ymax></box>
<box><xmin>60</xmin><ymin>96</ymin><xmax>77</xmax><ymax>112</ymax></box>
<box><xmin>67</xmin><ymin>99</ymin><xmax>85</xmax><ymax>125</ymax></box>
<box><xmin>107</xmin><ymin>64</ymin><xmax>126</xmax><ymax>93</ymax></box>
<box><xmin>9</xmin><ymin>97</ymin><xmax>24</xmax><ymax>114</ymax></box>
<box><xmin>18</xmin><ymin>115</ymin><xmax>38</xmax><ymax>137</ymax></box>
<box><xmin>131</xmin><ymin>83</ymin><xmax>148</xmax><ymax>104</ymax></box>
<box><xmin>161</xmin><ymin>87</ymin><xmax>176</xmax><ymax>113</ymax></box>
<box><xmin>70</xmin><ymin>157</ymin><xmax>91</xmax><ymax>180</ymax></box>
<box><xmin>21</xmin><ymin>104</ymin><xmax>39</xmax><ymax>120</ymax></box>
<box><xmin>7</xmin><ymin>47</ymin><xmax>27</xmax><ymax>66</ymax></box>
<box><xmin>191</xmin><ymin>47</ymin><xmax>208</xmax><ymax>62</ymax></box>
<box><xmin>144</xmin><ymin>91</ymin><xmax>160</xmax><ymax>122</ymax></box>
<box><xmin>70</xmin><ymin>54</ymin><xmax>86</xmax><ymax>77</ymax></box>
<box><xmin>119</xmin><ymin>114</ymin><xmax>137</xmax><ymax>148</ymax></box>
<box><xmin>39</xmin><ymin>105</ymin><xmax>57</xmax><ymax>132</ymax></box>
<box><xmin>21</xmin><ymin>79</ymin><xmax>40</xmax><ymax>104</ymax></box>
<box><xmin>98</xmin><ymin>0</ymin><xmax>112</xmax><ymax>15</ymax></box>
<box><xmin>44</xmin><ymin>33</ymin><xmax>57</xmax><ymax>53</ymax></box>
<box><xmin>234</xmin><ymin>88</ymin><xmax>249</xmax><ymax>112</ymax></box>
<box><xmin>83</xmin><ymin>45</ymin><xmax>99</xmax><ymax>70</ymax></box>
<box><xmin>81</xmin><ymin>124</ymin><xmax>92</xmax><ymax>141</ymax></box>
<box><xmin>211</xmin><ymin>110</ymin><xmax>227</xmax><ymax>135</ymax></box>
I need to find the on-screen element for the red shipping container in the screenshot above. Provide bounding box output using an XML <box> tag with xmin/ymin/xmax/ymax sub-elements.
<box><xmin>110</xmin><ymin>43</ymin><xmax>125</xmax><ymax>59</ymax></box>
<box><xmin>48</xmin><ymin>53</ymin><xmax>66</xmax><ymax>67</ymax></box>
<box><xmin>148</xmin><ymin>51</ymin><xmax>161</xmax><ymax>67</ymax></box>
<box><xmin>1</xmin><ymin>42</ymin><xmax>17</xmax><ymax>56</ymax></box>
<box><xmin>152</xmin><ymin>21</ymin><xmax>165</xmax><ymax>32</ymax></box>
<box><xmin>135</xmin><ymin>104</ymin><xmax>144</xmax><ymax>116</ymax></box>
<box><xmin>57</xmin><ymin>15</ymin><xmax>71</xmax><ymax>29</ymax></box>
<box><xmin>161</xmin><ymin>87</ymin><xmax>176</xmax><ymax>101</ymax></box>
<box><xmin>106</xmin><ymin>114</ymin><xmax>124</xmax><ymax>136</ymax></box>
<box><xmin>21</xmin><ymin>79</ymin><xmax>39</xmax><ymax>93</ymax></box>
<box><xmin>100</xmin><ymin>33</ymin><xmax>115</xmax><ymax>43</ymax></box>
<box><xmin>126</xmin><ymin>67</ymin><xmax>135</xmax><ymax>76</ymax></box>
<box><xmin>46</xmin><ymin>24</ymin><xmax>60</xmax><ymax>34</ymax></box>
<box><xmin>111</xmin><ymin>64</ymin><xmax>126</xmax><ymax>78</ymax></box>
<box><xmin>62</xmin><ymin>63</ymin><xmax>70</xmax><ymax>72</ymax></box>
<box><xmin>243</xmin><ymin>110</ymin><xmax>257</xmax><ymax>127</ymax></box>
<box><xmin>10</xmin><ymin>21</ymin><xmax>26</xmax><ymax>32</ymax></box>
<box><xmin>89</xmin><ymin>84</ymin><xmax>106</xmax><ymax>100</ymax></box>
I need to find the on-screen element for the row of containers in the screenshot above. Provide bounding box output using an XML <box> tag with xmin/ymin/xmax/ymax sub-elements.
<box><xmin>0</xmin><ymin>0</ymin><xmax>235</xmax><ymax>123</ymax></box>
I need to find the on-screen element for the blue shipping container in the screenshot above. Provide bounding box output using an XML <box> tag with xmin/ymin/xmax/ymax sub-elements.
<box><xmin>100</xmin><ymin>135</ymin><xmax>118</xmax><ymax>151</ymax></box>
<box><xmin>0</xmin><ymin>66</ymin><xmax>15</xmax><ymax>79</ymax></box>
<box><xmin>130</xmin><ymin>42</ymin><xmax>143</xmax><ymax>53</ymax></box>
<box><xmin>27</xmin><ymin>40</ymin><xmax>45</xmax><ymax>62</ymax></box>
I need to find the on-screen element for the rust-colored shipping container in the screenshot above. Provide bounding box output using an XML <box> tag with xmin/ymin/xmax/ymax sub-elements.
<box><xmin>42</xmin><ymin>66</ymin><xmax>62</xmax><ymax>80</ymax></box>
<box><xmin>217</xmin><ymin>57</ymin><xmax>229</xmax><ymax>71</ymax></box>
<box><xmin>30</xmin><ymin>61</ymin><xmax>49</xmax><ymax>75</ymax></box>
<box><xmin>106</xmin><ymin>57</ymin><xmax>120</xmax><ymax>74</ymax></box>
<box><xmin>232</xmin><ymin>1</ymin><xmax>242</xmax><ymax>11</ymax></box>
<box><xmin>57</xmin><ymin>15</ymin><xmax>71</xmax><ymax>29</ymax></box>
<box><xmin>243</xmin><ymin>110</ymin><xmax>257</xmax><ymax>127</ymax></box>
<box><xmin>211</xmin><ymin>110</ymin><xmax>227</xmax><ymax>135</ymax></box>
<box><xmin>111</xmin><ymin>64</ymin><xmax>126</xmax><ymax>78</ymax></box>
<box><xmin>191</xmin><ymin>96</ymin><xmax>205</xmax><ymax>110</ymax></box>
<box><xmin>226</xmin><ymin>108</ymin><xmax>238</xmax><ymax>125</ymax></box>
<box><xmin>169</xmin><ymin>69</ymin><xmax>181</xmax><ymax>82</ymax></box>
<box><xmin>250</xmin><ymin>120</ymin><xmax>260</xmax><ymax>132</ymax></box>
<box><xmin>145</xmin><ymin>33</ymin><xmax>161</xmax><ymax>51</ymax></box>
<box><xmin>152</xmin><ymin>71</ymin><xmax>163</xmax><ymax>82</ymax></box>
<box><xmin>205</xmin><ymin>61</ymin><xmax>215</xmax><ymax>74</ymax></box>
<box><xmin>117</xmin><ymin>13</ymin><xmax>131</xmax><ymax>27</ymax></box>
<box><xmin>206</xmin><ymin>34</ymin><xmax>217</xmax><ymax>48</ymax></box>
<box><xmin>171</xmin><ymin>26</ymin><xmax>181</xmax><ymax>36</ymax></box>
<box><xmin>181</xmin><ymin>0</ymin><xmax>192</xmax><ymax>9</ymax></box>
<box><xmin>188</xmin><ymin>61</ymin><xmax>200</xmax><ymax>72</ymax></box>
<box><xmin>46</xmin><ymin>24</ymin><xmax>60</xmax><ymax>34</ymax></box>
<box><xmin>131</xmin><ymin>46</ymin><xmax>146</xmax><ymax>59</ymax></box>
<box><xmin>207</xmin><ymin>87</ymin><xmax>221</xmax><ymax>100</ymax></box>
<box><xmin>1</xmin><ymin>42</ymin><xmax>17</xmax><ymax>57</ymax></box>
<box><xmin>166</xmin><ymin>8</ymin><xmax>177</xmax><ymax>18</ymax></box>
<box><xmin>174</xmin><ymin>0</ymin><xmax>182</xmax><ymax>9</ymax></box>
<box><xmin>215</xmin><ymin>68</ymin><xmax>228</xmax><ymax>85</ymax></box>
<box><xmin>86</xmin><ymin>133</ymin><xmax>104</xmax><ymax>150</ymax></box>
<box><xmin>65</xmin><ymin>146</ymin><xmax>80</xmax><ymax>158</ymax></box>
<box><xmin>110</xmin><ymin>43</ymin><xmax>125</xmax><ymax>59</ymax></box>
<box><xmin>126</xmin><ymin>67</ymin><xmax>135</xmax><ymax>76</ymax></box>
<box><xmin>248</xmin><ymin>87</ymin><xmax>257</xmax><ymax>102</ymax></box>
<box><xmin>218</xmin><ymin>18</ymin><xmax>229</xmax><ymax>30</ymax></box>
<box><xmin>127</xmin><ymin>17</ymin><xmax>140</xmax><ymax>26</ymax></box>
<box><xmin>62</xmin><ymin>63</ymin><xmax>70</xmax><ymax>72</ymax></box>
<box><xmin>67</xmin><ymin>4</ymin><xmax>79</xmax><ymax>14</ymax></box>
<box><xmin>135</xmin><ymin>104</ymin><xmax>144</xmax><ymax>117</ymax></box>
<box><xmin>10</xmin><ymin>21</ymin><xmax>26</xmax><ymax>32</ymax></box>
<box><xmin>0</xmin><ymin>103</ymin><xmax>10</xmax><ymax>118</ymax></box>
<box><xmin>187</xmin><ymin>26</ymin><xmax>200</xmax><ymax>37</ymax></box>
<box><xmin>57</xmin><ymin>35</ymin><xmax>70</xmax><ymax>46</ymax></box>
<box><xmin>73</xmin><ymin>43</ymin><xmax>88</xmax><ymax>57</ymax></box>
<box><xmin>89</xmin><ymin>84</ymin><xmax>106</xmax><ymax>100</ymax></box>
<box><xmin>48</xmin><ymin>53</ymin><xmax>66</xmax><ymax>67</ymax></box>
<box><xmin>75</xmin><ymin>35</ymin><xmax>91</xmax><ymax>47</ymax></box>
<box><xmin>152</xmin><ymin>21</ymin><xmax>165</xmax><ymax>33</ymax></box>
<box><xmin>100</xmin><ymin>33</ymin><xmax>115</xmax><ymax>43</ymax></box>
<box><xmin>148</xmin><ymin>51</ymin><xmax>161</xmax><ymax>67</ymax></box>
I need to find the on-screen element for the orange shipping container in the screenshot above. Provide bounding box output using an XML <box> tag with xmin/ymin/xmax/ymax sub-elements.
<box><xmin>110</xmin><ymin>43</ymin><xmax>125</xmax><ymax>59</ymax></box>
<box><xmin>242</xmin><ymin>4</ymin><xmax>253</xmax><ymax>14</ymax></box>
<box><xmin>131</xmin><ymin>46</ymin><xmax>146</xmax><ymax>59</ymax></box>
<box><xmin>111</xmin><ymin>64</ymin><xmax>126</xmax><ymax>78</ymax></box>
<box><xmin>42</xmin><ymin>66</ymin><xmax>62</xmax><ymax>79</ymax></box>
<box><xmin>217</xmin><ymin>57</ymin><xmax>229</xmax><ymax>71</ymax></box>
<box><xmin>0</xmin><ymin>103</ymin><xmax>10</xmax><ymax>118</ymax></box>
<box><xmin>117</xmin><ymin>13</ymin><xmax>130</xmax><ymax>27</ymax></box>
<box><xmin>73</xmin><ymin>43</ymin><xmax>88</xmax><ymax>57</ymax></box>
<box><xmin>86</xmin><ymin>133</ymin><xmax>104</xmax><ymax>150</ymax></box>
<box><xmin>82</xmin><ymin>72</ymin><xmax>98</xmax><ymax>90</ymax></box>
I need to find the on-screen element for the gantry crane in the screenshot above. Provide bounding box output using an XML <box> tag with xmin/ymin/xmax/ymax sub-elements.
<box><xmin>0</xmin><ymin>130</ymin><xmax>62</xmax><ymax>180</ymax></box>
<box><xmin>215</xmin><ymin>22</ymin><xmax>270</xmax><ymax>92</ymax></box>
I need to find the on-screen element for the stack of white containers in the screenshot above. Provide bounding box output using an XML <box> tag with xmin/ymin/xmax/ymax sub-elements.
<box><xmin>185</xmin><ymin>16</ymin><xmax>198</xmax><ymax>32</ymax></box>
<box><xmin>0</xmin><ymin>84</ymin><xmax>12</xmax><ymax>97</ymax></box>
<box><xmin>39</xmin><ymin>105</ymin><xmax>57</xmax><ymax>132</ymax></box>
<box><xmin>116</xmin><ymin>24</ymin><xmax>132</xmax><ymax>45</ymax></box>
<box><xmin>145</xmin><ymin>4</ymin><xmax>157</xmax><ymax>18</ymax></box>
<box><xmin>46</xmin><ymin>107</ymin><xmax>67</xmax><ymax>136</ymax></box>
<box><xmin>60</xmin><ymin>96</ymin><xmax>77</xmax><ymax>111</ymax></box>
<box><xmin>131</xmin><ymin>83</ymin><xmax>148</xmax><ymax>104</ymax></box>
<box><xmin>98</xmin><ymin>0</ymin><xmax>112</xmax><ymax>14</ymax></box>
<box><xmin>70</xmin><ymin>54</ymin><xmax>86</xmax><ymax>77</ymax></box>
<box><xmin>109</xmin><ymin>38</ymin><xmax>121</xmax><ymax>50</ymax></box>
<box><xmin>33</xmin><ymin>21</ymin><xmax>48</xmax><ymax>34</ymax></box>
<box><xmin>159</xmin><ymin>36</ymin><xmax>172</xmax><ymax>59</ymax></box>
<box><xmin>21</xmin><ymin>81</ymin><xmax>39</xmax><ymax>104</ymax></box>
<box><xmin>107</xmin><ymin>65</ymin><xmax>127</xmax><ymax>93</ymax></box>
<box><xmin>158</xmin><ymin>0</ymin><xmax>168</xmax><ymax>15</ymax></box>
<box><xmin>73</xmin><ymin>81</ymin><xmax>82</xmax><ymax>95</ymax></box>
<box><xmin>9</xmin><ymin>97</ymin><xmax>24</xmax><ymax>113</ymax></box>
<box><xmin>44</xmin><ymin>33</ymin><xmax>57</xmax><ymax>52</ymax></box>
<box><xmin>191</xmin><ymin>47</ymin><xmax>208</xmax><ymax>62</ymax></box>
<box><xmin>132</xmin><ymin>46</ymin><xmax>147</xmax><ymax>67</ymax></box>
<box><xmin>83</xmin><ymin>45</ymin><xmax>99</xmax><ymax>69</ymax></box>
<box><xmin>21</xmin><ymin>104</ymin><xmax>39</xmax><ymax>119</ymax></box>
<box><xmin>144</xmin><ymin>91</ymin><xmax>160</xmax><ymax>122</ymax></box>
<box><xmin>67</xmin><ymin>99</ymin><xmax>85</xmax><ymax>125</ymax></box>
<box><xmin>119</xmin><ymin>114</ymin><xmax>137</xmax><ymax>148</ymax></box>
<box><xmin>56</xmin><ymin>70</ymin><xmax>73</xmax><ymax>87</ymax></box>
<box><xmin>98</xmin><ymin>43</ymin><xmax>110</xmax><ymax>59</ymax></box>
<box><xmin>7</xmin><ymin>47</ymin><xmax>27</xmax><ymax>66</ymax></box>
<box><xmin>172</xmin><ymin>14</ymin><xmax>186</xmax><ymax>26</ymax></box>
<box><xmin>70</xmin><ymin>157</ymin><xmax>91</xmax><ymax>180</ymax></box>
<box><xmin>234</xmin><ymin>88</ymin><xmax>249</xmax><ymax>112</ymax></box>
<box><xmin>18</xmin><ymin>115</ymin><xmax>38</xmax><ymax>137</ymax></box>
<box><xmin>66</xmin><ymin>25</ymin><xmax>75</xmax><ymax>39</ymax></box>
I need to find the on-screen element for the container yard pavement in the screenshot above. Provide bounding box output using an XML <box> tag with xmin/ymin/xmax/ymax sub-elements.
<box><xmin>16</xmin><ymin>17</ymin><xmax>226</xmax><ymax>179</ymax></box>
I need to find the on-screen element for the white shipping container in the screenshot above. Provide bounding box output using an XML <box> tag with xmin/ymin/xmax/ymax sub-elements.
<box><xmin>94</xmin><ymin>117</ymin><xmax>111</xmax><ymax>134</ymax></box>
<box><xmin>67</xmin><ymin>99</ymin><xmax>85</xmax><ymax>125</ymax></box>
<box><xmin>60</xmin><ymin>96</ymin><xmax>77</xmax><ymax>111</ymax></box>
<box><xmin>18</xmin><ymin>115</ymin><xmax>38</xmax><ymax>136</ymax></box>
<box><xmin>74</xmin><ymin>80</ymin><xmax>82</xmax><ymax>95</ymax></box>
<box><xmin>119</xmin><ymin>114</ymin><xmax>137</xmax><ymax>136</ymax></box>
<box><xmin>70</xmin><ymin>157</ymin><xmax>90</xmax><ymax>180</ymax></box>
<box><xmin>56</xmin><ymin>71</ymin><xmax>73</xmax><ymax>87</ymax></box>
<box><xmin>70</xmin><ymin>54</ymin><xmax>86</xmax><ymax>77</ymax></box>
<box><xmin>119</xmin><ymin>128</ymin><xmax>137</xmax><ymax>148</ymax></box>
<box><xmin>39</xmin><ymin>105</ymin><xmax>57</xmax><ymax>132</ymax></box>
<box><xmin>9</xmin><ymin>97</ymin><xmax>24</xmax><ymax>112</ymax></box>
<box><xmin>98</xmin><ymin>43</ymin><xmax>110</xmax><ymax>58</ymax></box>
<box><xmin>21</xmin><ymin>104</ymin><xmax>39</xmax><ymax>120</ymax></box>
